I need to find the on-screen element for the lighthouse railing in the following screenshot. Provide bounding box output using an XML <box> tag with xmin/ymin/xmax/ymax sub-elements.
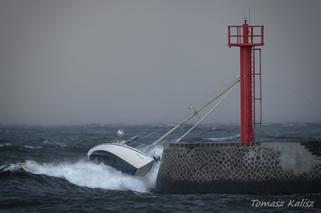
<box><xmin>228</xmin><ymin>25</ymin><xmax>264</xmax><ymax>47</ymax></box>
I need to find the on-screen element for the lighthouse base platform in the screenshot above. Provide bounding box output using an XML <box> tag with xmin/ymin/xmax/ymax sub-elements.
<box><xmin>155</xmin><ymin>142</ymin><xmax>321</xmax><ymax>194</ymax></box>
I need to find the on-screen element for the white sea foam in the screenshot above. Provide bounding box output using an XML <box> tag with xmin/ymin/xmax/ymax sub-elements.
<box><xmin>208</xmin><ymin>134</ymin><xmax>240</xmax><ymax>141</ymax></box>
<box><xmin>42</xmin><ymin>140</ymin><xmax>66</xmax><ymax>148</ymax></box>
<box><xmin>23</xmin><ymin>145</ymin><xmax>42</xmax><ymax>149</ymax></box>
<box><xmin>3</xmin><ymin>146</ymin><xmax>163</xmax><ymax>193</ymax></box>
<box><xmin>0</xmin><ymin>143</ymin><xmax>12</xmax><ymax>147</ymax></box>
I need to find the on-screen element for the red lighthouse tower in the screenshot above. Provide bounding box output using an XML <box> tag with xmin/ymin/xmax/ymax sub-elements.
<box><xmin>228</xmin><ymin>19</ymin><xmax>264</xmax><ymax>144</ymax></box>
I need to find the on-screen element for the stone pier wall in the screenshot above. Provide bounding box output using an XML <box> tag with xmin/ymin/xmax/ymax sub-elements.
<box><xmin>155</xmin><ymin>142</ymin><xmax>321</xmax><ymax>194</ymax></box>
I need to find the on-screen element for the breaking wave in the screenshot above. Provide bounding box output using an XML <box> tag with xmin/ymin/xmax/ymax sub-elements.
<box><xmin>0</xmin><ymin>146</ymin><xmax>163</xmax><ymax>193</ymax></box>
<box><xmin>1</xmin><ymin>160</ymin><xmax>159</xmax><ymax>193</ymax></box>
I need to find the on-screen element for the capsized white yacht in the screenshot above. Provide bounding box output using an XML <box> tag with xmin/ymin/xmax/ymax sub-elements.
<box><xmin>88</xmin><ymin>143</ymin><xmax>154</xmax><ymax>176</ymax></box>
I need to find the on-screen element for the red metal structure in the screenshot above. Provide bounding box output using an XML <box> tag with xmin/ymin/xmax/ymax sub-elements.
<box><xmin>228</xmin><ymin>19</ymin><xmax>264</xmax><ymax>144</ymax></box>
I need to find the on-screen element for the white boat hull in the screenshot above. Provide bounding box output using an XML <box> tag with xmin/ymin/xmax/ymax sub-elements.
<box><xmin>88</xmin><ymin>143</ymin><xmax>154</xmax><ymax>176</ymax></box>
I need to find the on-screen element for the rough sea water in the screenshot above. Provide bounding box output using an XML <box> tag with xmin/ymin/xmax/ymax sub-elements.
<box><xmin>1</xmin><ymin>123</ymin><xmax>321</xmax><ymax>212</ymax></box>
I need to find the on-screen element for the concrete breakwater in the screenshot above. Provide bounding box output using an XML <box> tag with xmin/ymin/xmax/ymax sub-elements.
<box><xmin>155</xmin><ymin>141</ymin><xmax>321</xmax><ymax>194</ymax></box>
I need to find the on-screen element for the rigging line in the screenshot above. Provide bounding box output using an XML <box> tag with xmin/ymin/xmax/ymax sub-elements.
<box><xmin>175</xmin><ymin>85</ymin><xmax>234</xmax><ymax>143</ymax></box>
<box><xmin>129</xmin><ymin>127</ymin><xmax>164</xmax><ymax>145</ymax></box>
<box><xmin>119</xmin><ymin>135</ymin><xmax>138</xmax><ymax>145</ymax></box>
<box><xmin>132</xmin><ymin>141</ymin><xmax>149</xmax><ymax>148</ymax></box>
<box><xmin>138</xmin><ymin>127</ymin><xmax>164</xmax><ymax>140</ymax></box>
<box><xmin>192</xmin><ymin>77</ymin><xmax>240</xmax><ymax>115</ymax></box>
<box><xmin>145</xmin><ymin>77</ymin><xmax>240</xmax><ymax>150</ymax></box>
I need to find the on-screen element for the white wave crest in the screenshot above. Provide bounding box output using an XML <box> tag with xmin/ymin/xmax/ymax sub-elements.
<box><xmin>2</xmin><ymin>146</ymin><xmax>163</xmax><ymax>193</ymax></box>
<box><xmin>208</xmin><ymin>134</ymin><xmax>240</xmax><ymax>141</ymax></box>
<box><xmin>42</xmin><ymin>140</ymin><xmax>66</xmax><ymax>148</ymax></box>
<box><xmin>0</xmin><ymin>143</ymin><xmax>12</xmax><ymax>147</ymax></box>
<box><xmin>23</xmin><ymin>145</ymin><xmax>42</xmax><ymax>149</ymax></box>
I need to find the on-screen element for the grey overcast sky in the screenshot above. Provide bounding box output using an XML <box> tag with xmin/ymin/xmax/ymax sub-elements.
<box><xmin>0</xmin><ymin>0</ymin><xmax>321</xmax><ymax>125</ymax></box>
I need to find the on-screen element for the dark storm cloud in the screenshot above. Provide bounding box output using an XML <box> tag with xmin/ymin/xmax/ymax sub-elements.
<box><xmin>0</xmin><ymin>0</ymin><xmax>320</xmax><ymax>125</ymax></box>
